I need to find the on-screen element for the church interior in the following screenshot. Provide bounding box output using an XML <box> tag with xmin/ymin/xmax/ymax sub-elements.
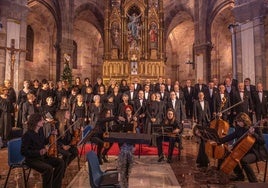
<box><xmin>1</xmin><ymin>0</ymin><xmax>268</xmax><ymax>187</ymax></box>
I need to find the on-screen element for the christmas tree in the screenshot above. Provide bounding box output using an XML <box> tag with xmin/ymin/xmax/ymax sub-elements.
<box><xmin>61</xmin><ymin>53</ymin><xmax>73</xmax><ymax>85</ymax></box>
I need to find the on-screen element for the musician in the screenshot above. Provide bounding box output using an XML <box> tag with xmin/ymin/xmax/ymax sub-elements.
<box><xmin>22</xmin><ymin>93</ymin><xmax>39</xmax><ymax>133</ymax></box>
<box><xmin>71</xmin><ymin>94</ymin><xmax>88</xmax><ymax>125</ymax></box>
<box><xmin>119</xmin><ymin>79</ymin><xmax>129</xmax><ymax>94</ymax></box>
<box><xmin>36</xmin><ymin>79</ymin><xmax>51</xmax><ymax>107</ymax></box>
<box><xmin>156</xmin><ymin>108</ymin><xmax>182</xmax><ymax>163</ymax></box>
<box><xmin>183</xmin><ymin>79</ymin><xmax>195</xmax><ymax>119</ymax></box>
<box><xmin>54</xmin><ymin>80</ymin><xmax>68</xmax><ymax>110</ymax></box>
<box><xmin>155</xmin><ymin>92</ymin><xmax>166</xmax><ymax>123</ymax></box>
<box><xmin>232</xmin><ymin>82</ymin><xmax>253</xmax><ymax>117</ymax></box>
<box><xmin>17</xmin><ymin>80</ymin><xmax>33</xmax><ymax>128</ymax></box>
<box><xmin>165</xmin><ymin>78</ymin><xmax>174</xmax><ymax>93</ymax></box>
<box><xmin>125</xmin><ymin>83</ymin><xmax>137</xmax><ymax>106</ymax></box>
<box><xmin>21</xmin><ymin>113</ymin><xmax>65</xmax><ymax>188</ymax></box>
<box><xmin>4</xmin><ymin>80</ymin><xmax>17</xmax><ymax>127</ymax></box>
<box><xmin>204</xmin><ymin>81</ymin><xmax>218</xmax><ymax>118</ymax></box>
<box><xmin>134</xmin><ymin>90</ymin><xmax>147</xmax><ymax>133</ymax></box>
<box><xmin>117</xmin><ymin>105</ymin><xmax>137</xmax><ymax>188</ymax></box>
<box><xmin>252</xmin><ymin>83</ymin><xmax>268</xmax><ymax>121</ymax></box>
<box><xmin>193</xmin><ymin>92</ymin><xmax>211</xmax><ymax>168</ymax></box>
<box><xmin>110</xmin><ymin>85</ymin><xmax>122</xmax><ymax>115</ymax></box>
<box><xmin>93</xmin><ymin>108</ymin><xmax>119</xmax><ymax>164</ymax></box>
<box><xmin>88</xmin><ymin>95</ymin><xmax>103</xmax><ymax>127</ymax></box>
<box><xmin>219</xmin><ymin>112</ymin><xmax>268</xmax><ymax>182</ymax></box>
<box><xmin>133</xmin><ymin>77</ymin><xmax>142</xmax><ymax>92</ymax></box>
<box><xmin>81</xmin><ymin>77</ymin><xmax>92</xmax><ymax>96</ymax></box>
<box><xmin>145</xmin><ymin>93</ymin><xmax>160</xmax><ymax>136</ymax></box>
<box><xmin>118</xmin><ymin>93</ymin><xmax>132</xmax><ymax>117</ymax></box>
<box><xmin>194</xmin><ymin>78</ymin><xmax>208</xmax><ymax>100</ymax></box>
<box><xmin>41</xmin><ymin>96</ymin><xmax>57</xmax><ymax>138</ymax></box>
<box><xmin>56</xmin><ymin>110</ymin><xmax>78</xmax><ymax>170</ymax></box>
<box><xmin>213</xmin><ymin>84</ymin><xmax>231</xmax><ymax>121</ymax></box>
<box><xmin>0</xmin><ymin>86</ymin><xmax>13</xmax><ymax>147</ymax></box>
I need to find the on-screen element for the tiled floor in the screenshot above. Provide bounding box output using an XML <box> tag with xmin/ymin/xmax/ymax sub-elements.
<box><xmin>67</xmin><ymin>156</ymin><xmax>180</xmax><ymax>188</ymax></box>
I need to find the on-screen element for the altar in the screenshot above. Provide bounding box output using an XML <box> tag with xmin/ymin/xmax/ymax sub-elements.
<box><xmin>102</xmin><ymin>0</ymin><xmax>166</xmax><ymax>84</ymax></box>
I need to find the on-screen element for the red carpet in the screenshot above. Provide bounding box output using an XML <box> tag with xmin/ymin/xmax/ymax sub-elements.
<box><xmin>78</xmin><ymin>142</ymin><xmax>179</xmax><ymax>156</ymax></box>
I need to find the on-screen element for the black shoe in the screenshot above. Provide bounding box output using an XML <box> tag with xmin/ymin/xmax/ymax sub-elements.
<box><xmin>98</xmin><ymin>157</ymin><xmax>103</xmax><ymax>165</ymax></box>
<box><xmin>158</xmin><ymin>155</ymin><xmax>164</xmax><ymax>162</ymax></box>
<box><xmin>230</xmin><ymin>176</ymin><xmax>245</xmax><ymax>181</ymax></box>
<box><xmin>167</xmin><ymin>158</ymin><xmax>172</xmax><ymax>163</ymax></box>
<box><xmin>102</xmin><ymin>155</ymin><xmax>108</xmax><ymax>163</ymax></box>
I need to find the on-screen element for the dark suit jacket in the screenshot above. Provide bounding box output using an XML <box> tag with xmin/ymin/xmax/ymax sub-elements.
<box><xmin>232</xmin><ymin>90</ymin><xmax>253</xmax><ymax>115</ymax></box>
<box><xmin>182</xmin><ymin>86</ymin><xmax>195</xmax><ymax>106</ymax></box>
<box><xmin>167</xmin><ymin>99</ymin><xmax>186</xmax><ymax>122</ymax></box>
<box><xmin>194</xmin><ymin>84</ymin><xmax>208</xmax><ymax>100</ymax></box>
<box><xmin>213</xmin><ymin>92</ymin><xmax>231</xmax><ymax>120</ymax></box>
<box><xmin>193</xmin><ymin>100</ymin><xmax>211</xmax><ymax>126</ymax></box>
<box><xmin>252</xmin><ymin>90</ymin><xmax>268</xmax><ymax>120</ymax></box>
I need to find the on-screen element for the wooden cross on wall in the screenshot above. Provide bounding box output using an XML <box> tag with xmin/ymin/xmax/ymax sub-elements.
<box><xmin>0</xmin><ymin>39</ymin><xmax>27</xmax><ymax>87</ymax></box>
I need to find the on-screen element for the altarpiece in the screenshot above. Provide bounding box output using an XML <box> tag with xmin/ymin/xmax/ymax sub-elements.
<box><xmin>102</xmin><ymin>0</ymin><xmax>166</xmax><ymax>84</ymax></box>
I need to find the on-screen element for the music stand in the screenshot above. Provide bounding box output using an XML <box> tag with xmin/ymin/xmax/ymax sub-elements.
<box><xmin>196</xmin><ymin>125</ymin><xmax>220</xmax><ymax>143</ymax></box>
<box><xmin>78</xmin><ymin>126</ymin><xmax>96</xmax><ymax>158</ymax></box>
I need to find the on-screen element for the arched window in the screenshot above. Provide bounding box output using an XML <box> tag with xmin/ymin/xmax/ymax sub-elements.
<box><xmin>26</xmin><ymin>25</ymin><xmax>34</xmax><ymax>61</ymax></box>
<box><xmin>73</xmin><ymin>40</ymin><xmax>78</xmax><ymax>69</ymax></box>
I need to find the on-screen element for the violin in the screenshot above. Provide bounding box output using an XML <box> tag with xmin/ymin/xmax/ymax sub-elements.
<box><xmin>70</xmin><ymin>128</ymin><xmax>82</xmax><ymax>146</ymax></box>
<box><xmin>47</xmin><ymin>123</ymin><xmax>58</xmax><ymax>157</ymax></box>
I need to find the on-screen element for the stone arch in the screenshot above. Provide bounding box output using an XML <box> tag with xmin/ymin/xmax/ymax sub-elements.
<box><xmin>210</xmin><ymin>3</ymin><xmax>235</xmax><ymax>82</ymax></box>
<box><xmin>166</xmin><ymin>11</ymin><xmax>195</xmax><ymax>83</ymax></box>
<box><xmin>26</xmin><ymin>1</ymin><xmax>58</xmax><ymax>81</ymax></box>
<box><xmin>74</xmin><ymin>3</ymin><xmax>104</xmax><ymax>37</ymax></box>
<box><xmin>164</xmin><ymin>2</ymin><xmax>193</xmax><ymax>39</ymax></box>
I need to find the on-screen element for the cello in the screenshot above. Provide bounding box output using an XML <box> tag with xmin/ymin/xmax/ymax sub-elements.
<box><xmin>205</xmin><ymin>99</ymin><xmax>244</xmax><ymax>159</ymax></box>
<box><xmin>205</xmin><ymin>96</ymin><xmax>229</xmax><ymax>159</ymax></box>
<box><xmin>220</xmin><ymin>120</ymin><xmax>261</xmax><ymax>174</ymax></box>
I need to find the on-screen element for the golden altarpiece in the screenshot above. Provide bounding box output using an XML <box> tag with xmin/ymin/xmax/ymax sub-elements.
<box><xmin>102</xmin><ymin>0</ymin><xmax>165</xmax><ymax>84</ymax></box>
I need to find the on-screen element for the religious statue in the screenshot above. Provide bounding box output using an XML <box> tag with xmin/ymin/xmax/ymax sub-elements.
<box><xmin>127</xmin><ymin>12</ymin><xmax>142</xmax><ymax>40</ymax></box>
<box><xmin>111</xmin><ymin>22</ymin><xmax>120</xmax><ymax>48</ymax></box>
<box><xmin>149</xmin><ymin>23</ymin><xmax>157</xmax><ymax>44</ymax></box>
<box><xmin>64</xmin><ymin>53</ymin><xmax>71</xmax><ymax>64</ymax></box>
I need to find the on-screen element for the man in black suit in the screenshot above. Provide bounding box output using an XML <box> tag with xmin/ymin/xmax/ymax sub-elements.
<box><xmin>244</xmin><ymin>78</ymin><xmax>256</xmax><ymax>120</ymax></box>
<box><xmin>143</xmin><ymin>84</ymin><xmax>152</xmax><ymax>101</ymax></box>
<box><xmin>125</xmin><ymin>83</ymin><xmax>137</xmax><ymax>106</ymax></box>
<box><xmin>167</xmin><ymin>91</ymin><xmax>186</xmax><ymax>150</ymax></box>
<box><xmin>154</xmin><ymin>77</ymin><xmax>165</xmax><ymax>93</ymax></box>
<box><xmin>193</xmin><ymin>92</ymin><xmax>211</xmax><ymax>168</ymax></box>
<box><xmin>252</xmin><ymin>83</ymin><xmax>268</xmax><ymax>121</ymax></box>
<box><xmin>165</xmin><ymin>78</ymin><xmax>174</xmax><ymax>93</ymax></box>
<box><xmin>232</xmin><ymin>82</ymin><xmax>253</xmax><ymax>118</ymax></box>
<box><xmin>213</xmin><ymin>84</ymin><xmax>231</xmax><ymax>121</ymax></box>
<box><xmin>159</xmin><ymin>83</ymin><xmax>169</xmax><ymax>105</ymax></box>
<box><xmin>183</xmin><ymin>79</ymin><xmax>195</xmax><ymax>119</ymax></box>
<box><xmin>167</xmin><ymin>91</ymin><xmax>186</xmax><ymax>124</ymax></box>
<box><xmin>194</xmin><ymin>78</ymin><xmax>208</xmax><ymax>100</ymax></box>
<box><xmin>204</xmin><ymin>81</ymin><xmax>218</xmax><ymax>118</ymax></box>
<box><xmin>134</xmin><ymin>90</ymin><xmax>147</xmax><ymax>133</ymax></box>
<box><xmin>133</xmin><ymin>77</ymin><xmax>142</xmax><ymax>92</ymax></box>
<box><xmin>173</xmin><ymin>83</ymin><xmax>185</xmax><ymax>104</ymax></box>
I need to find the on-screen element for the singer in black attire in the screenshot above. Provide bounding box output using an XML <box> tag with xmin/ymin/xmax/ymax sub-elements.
<box><xmin>21</xmin><ymin>113</ymin><xmax>65</xmax><ymax>188</ymax></box>
<box><xmin>219</xmin><ymin>112</ymin><xmax>268</xmax><ymax>182</ymax></box>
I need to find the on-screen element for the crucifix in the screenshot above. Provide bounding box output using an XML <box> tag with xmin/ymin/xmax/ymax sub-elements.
<box><xmin>0</xmin><ymin>39</ymin><xmax>27</xmax><ymax>87</ymax></box>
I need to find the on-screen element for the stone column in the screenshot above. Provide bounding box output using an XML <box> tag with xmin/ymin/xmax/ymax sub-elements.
<box><xmin>194</xmin><ymin>43</ymin><xmax>213</xmax><ymax>83</ymax></box>
<box><xmin>233</xmin><ymin>0</ymin><xmax>266</xmax><ymax>85</ymax></box>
